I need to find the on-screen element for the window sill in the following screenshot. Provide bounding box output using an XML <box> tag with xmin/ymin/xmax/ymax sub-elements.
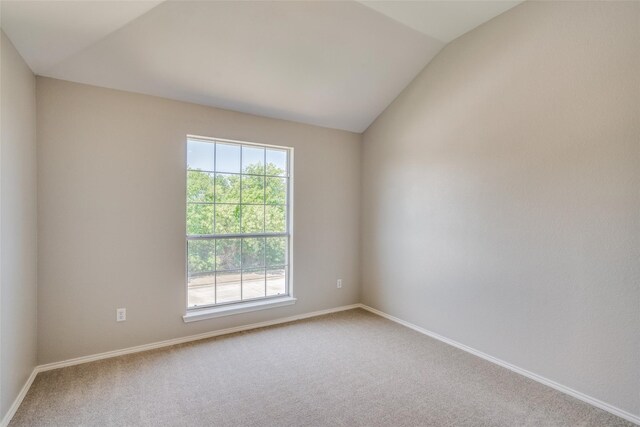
<box><xmin>183</xmin><ymin>296</ymin><xmax>297</xmax><ymax>323</ymax></box>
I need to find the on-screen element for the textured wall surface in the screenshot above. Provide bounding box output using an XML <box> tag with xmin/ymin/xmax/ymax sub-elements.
<box><xmin>0</xmin><ymin>31</ymin><xmax>38</xmax><ymax>419</ymax></box>
<box><xmin>37</xmin><ymin>77</ymin><xmax>361</xmax><ymax>364</ymax></box>
<box><xmin>362</xmin><ymin>1</ymin><xmax>639</xmax><ymax>416</ymax></box>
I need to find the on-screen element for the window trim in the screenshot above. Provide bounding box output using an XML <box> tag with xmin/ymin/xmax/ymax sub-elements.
<box><xmin>183</xmin><ymin>135</ymin><xmax>294</xmax><ymax>321</ymax></box>
<box><xmin>183</xmin><ymin>296</ymin><xmax>297</xmax><ymax>322</ymax></box>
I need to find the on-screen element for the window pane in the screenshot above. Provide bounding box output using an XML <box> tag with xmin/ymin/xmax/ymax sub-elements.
<box><xmin>265</xmin><ymin>237</ymin><xmax>286</xmax><ymax>266</ymax></box>
<box><xmin>215</xmin><ymin>173</ymin><xmax>240</xmax><ymax>203</ymax></box>
<box><xmin>265</xmin><ymin>177</ymin><xmax>286</xmax><ymax>205</ymax></box>
<box><xmin>188</xmin><ymin>273</ymin><xmax>215</xmax><ymax>308</ymax></box>
<box><xmin>187</xmin><ymin>204</ymin><xmax>213</xmax><ymax>235</ymax></box>
<box><xmin>186</xmin><ymin>139</ymin><xmax>290</xmax><ymax>309</ymax></box>
<box><xmin>242</xmin><ymin>237</ymin><xmax>265</xmax><ymax>269</ymax></box>
<box><xmin>216</xmin><ymin>143</ymin><xmax>241</xmax><ymax>173</ymax></box>
<box><xmin>241</xmin><ymin>205</ymin><xmax>264</xmax><ymax>233</ymax></box>
<box><xmin>265</xmin><ymin>205</ymin><xmax>286</xmax><ymax>233</ymax></box>
<box><xmin>216</xmin><ymin>271</ymin><xmax>241</xmax><ymax>304</ymax></box>
<box><xmin>187</xmin><ymin>140</ymin><xmax>214</xmax><ymax>171</ymax></box>
<box><xmin>215</xmin><ymin>204</ymin><xmax>241</xmax><ymax>234</ymax></box>
<box><xmin>241</xmin><ymin>175</ymin><xmax>264</xmax><ymax>204</ymax></box>
<box><xmin>242</xmin><ymin>269</ymin><xmax>266</xmax><ymax>300</ymax></box>
<box><xmin>266</xmin><ymin>268</ymin><xmax>286</xmax><ymax>296</ymax></box>
<box><xmin>215</xmin><ymin>238</ymin><xmax>241</xmax><ymax>270</ymax></box>
<box><xmin>188</xmin><ymin>240</ymin><xmax>215</xmax><ymax>274</ymax></box>
<box><xmin>266</xmin><ymin>149</ymin><xmax>287</xmax><ymax>176</ymax></box>
<box><xmin>187</xmin><ymin>171</ymin><xmax>214</xmax><ymax>203</ymax></box>
<box><xmin>242</xmin><ymin>146</ymin><xmax>265</xmax><ymax>174</ymax></box>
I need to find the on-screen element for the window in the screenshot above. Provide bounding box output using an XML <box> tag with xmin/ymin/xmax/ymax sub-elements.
<box><xmin>185</xmin><ymin>137</ymin><xmax>291</xmax><ymax>313</ymax></box>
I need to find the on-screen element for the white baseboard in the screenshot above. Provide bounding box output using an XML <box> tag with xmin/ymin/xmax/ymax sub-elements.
<box><xmin>358</xmin><ymin>304</ymin><xmax>640</xmax><ymax>426</ymax></box>
<box><xmin>38</xmin><ymin>303</ymin><xmax>361</xmax><ymax>372</ymax></box>
<box><xmin>1</xmin><ymin>368</ymin><xmax>38</xmax><ymax>427</ymax></box>
<box><xmin>3</xmin><ymin>303</ymin><xmax>638</xmax><ymax>426</ymax></box>
<box><xmin>1</xmin><ymin>303</ymin><xmax>360</xmax><ymax>426</ymax></box>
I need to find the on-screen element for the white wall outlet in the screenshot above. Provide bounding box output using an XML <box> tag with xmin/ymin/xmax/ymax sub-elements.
<box><xmin>116</xmin><ymin>308</ymin><xmax>126</xmax><ymax>322</ymax></box>
<box><xmin>337</xmin><ymin>279</ymin><xmax>343</xmax><ymax>289</ymax></box>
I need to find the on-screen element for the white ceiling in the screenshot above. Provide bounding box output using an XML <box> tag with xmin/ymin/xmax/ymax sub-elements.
<box><xmin>1</xmin><ymin>1</ymin><xmax>522</xmax><ymax>132</ymax></box>
<box><xmin>358</xmin><ymin>1</ymin><xmax>523</xmax><ymax>43</ymax></box>
<box><xmin>0</xmin><ymin>1</ymin><xmax>162</xmax><ymax>73</ymax></box>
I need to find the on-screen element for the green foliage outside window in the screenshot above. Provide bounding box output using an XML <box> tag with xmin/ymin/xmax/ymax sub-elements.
<box><xmin>187</xmin><ymin>160</ymin><xmax>288</xmax><ymax>275</ymax></box>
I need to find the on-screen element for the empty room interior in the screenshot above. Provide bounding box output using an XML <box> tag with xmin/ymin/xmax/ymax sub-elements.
<box><xmin>1</xmin><ymin>0</ymin><xmax>639</xmax><ymax>426</ymax></box>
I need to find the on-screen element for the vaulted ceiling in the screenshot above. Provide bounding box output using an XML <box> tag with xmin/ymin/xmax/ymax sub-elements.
<box><xmin>1</xmin><ymin>0</ymin><xmax>521</xmax><ymax>132</ymax></box>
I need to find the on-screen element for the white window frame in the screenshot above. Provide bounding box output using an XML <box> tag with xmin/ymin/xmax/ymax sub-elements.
<box><xmin>183</xmin><ymin>135</ymin><xmax>295</xmax><ymax>322</ymax></box>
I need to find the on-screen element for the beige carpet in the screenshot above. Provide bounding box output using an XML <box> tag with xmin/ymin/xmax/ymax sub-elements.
<box><xmin>11</xmin><ymin>309</ymin><xmax>633</xmax><ymax>426</ymax></box>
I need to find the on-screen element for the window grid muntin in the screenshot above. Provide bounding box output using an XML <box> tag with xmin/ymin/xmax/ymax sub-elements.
<box><xmin>188</xmin><ymin>265</ymin><xmax>290</xmax><ymax>311</ymax></box>
<box><xmin>189</xmin><ymin>264</ymin><xmax>288</xmax><ymax>277</ymax></box>
<box><xmin>186</xmin><ymin>171</ymin><xmax>288</xmax><ymax>178</ymax></box>
<box><xmin>186</xmin><ymin>137</ymin><xmax>290</xmax><ymax>309</ymax></box>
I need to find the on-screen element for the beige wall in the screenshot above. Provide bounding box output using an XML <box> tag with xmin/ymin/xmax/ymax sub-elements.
<box><xmin>36</xmin><ymin>77</ymin><xmax>361</xmax><ymax>364</ymax></box>
<box><xmin>0</xmin><ymin>31</ymin><xmax>38</xmax><ymax>419</ymax></box>
<box><xmin>362</xmin><ymin>1</ymin><xmax>640</xmax><ymax>417</ymax></box>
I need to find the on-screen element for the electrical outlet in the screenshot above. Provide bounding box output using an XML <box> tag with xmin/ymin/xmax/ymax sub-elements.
<box><xmin>337</xmin><ymin>279</ymin><xmax>343</xmax><ymax>289</ymax></box>
<box><xmin>116</xmin><ymin>308</ymin><xmax>126</xmax><ymax>322</ymax></box>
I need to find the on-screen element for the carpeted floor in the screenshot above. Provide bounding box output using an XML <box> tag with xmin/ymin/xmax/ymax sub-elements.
<box><xmin>10</xmin><ymin>309</ymin><xmax>633</xmax><ymax>426</ymax></box>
